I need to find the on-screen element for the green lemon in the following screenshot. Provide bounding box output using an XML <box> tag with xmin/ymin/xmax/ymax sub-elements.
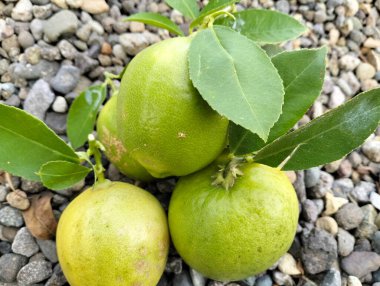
<box><xmin>117</xmin><ymin>36</ymin><xmax>228</xmax><ymax>178</ymax></box>
<box><xmin>97</xmin><ymin>95</ymin><xmax>153</xmax><ymax>181</ymax></box>
<box><xmin>168</xmin><ymin>162</ymin><xmax>299</xmax><ymax>282</ymax></box>
<box><xmin>57</xmin><ymin>181</ymin><xmax>169</xmax><ymax>286</ymax></box>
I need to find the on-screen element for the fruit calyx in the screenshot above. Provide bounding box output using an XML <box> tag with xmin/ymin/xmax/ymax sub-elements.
<box><xmin>212</xmin><ymin>154</ymin><xmax>253</xmax><ymax>190</ymax></box>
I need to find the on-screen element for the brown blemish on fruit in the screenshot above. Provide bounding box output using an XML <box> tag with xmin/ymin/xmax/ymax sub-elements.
<box><xmin>102</xmin><ymin>126</ymin><xmax>127</xmax><ymax>162</ymax></box>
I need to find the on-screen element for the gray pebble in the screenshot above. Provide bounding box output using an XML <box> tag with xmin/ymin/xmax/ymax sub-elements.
<box><xmin>36</xmin><ymin>239</ymin><xmax>57</xmax><ymax>263</ymax></box>
<box><xmin>305</xmin><ymin>167</ymin><xmax>320</xmax><ymax>188</ymax></box>
<box><xmin>329</xmin><ymin>86</ymin><xmax>345</xmax><ymax>108</ymax></box>
<box><xmin>50</xmin><ymin>65</ymin><xmax>80</xmax><ymax>94</ymax></box>
<box><xmin>11</xmin><ymin>227</ymin><xmax>39</xmax><ymax>257</ymax></box>
<box><xmin>335</xmin><ymin>203</ymin><xmax>364</xmax><ymax>230</ymax></box>
<box><xmin>242</xmin><ymin>276</ymin><xmax>256</xmax><ymax>286</ymax></box>
<box><xmin>45</xmin><ymin>264</ymin><xmax>67</xmax><ymax>286</ymax></box>
<box><xmin>354</xmin><ymin>238</ymin><xmax>372</xmax><ymax>252</ymax></box>
<box><xmin>309</xmin><ymin>171</ymin><xmax>333</xmax><ymax>198</ymax></box>
<box><xmin>0</xmin><ymin>206</ymin><xmax>23</xmax><ymax>227</ymax></box>
<box><xmin>321</xmin><ymin>269</ymin><xmax>341</xmax><ymax>286</ymax></box>
<box><xmin>272</xmin><ymin>271</ymin><xmax>294</xmax><ymax>285</ymax></box>
<box><xmin>76</xmin><ymin>23</ymin><xmax>92</xmax><ymax>42</ymax></box>
<box><xmin>301</xmin><ymin>228</ymin><xmax>337</xmax><ymax>274</ymax></box>
<box><xmin>10</xmin><ymin>59</ymin><xmax>59</xmax><ymax>80</ymax></box>
<box><xmin>0</xmin><ymin>186</ymin><xmax>8</xmax><ymax>202</ymax></box>
<box><xmin>39</xmin><ymin>43</ymin><xmax>61</xmax><ymax>61</ymax></box>
<box><xmin>23</xmin><ymin>79</ymin><xmax>55</xmax><ymax>120</ymax></box>
<box><xmin>17</xmin><ymin>260</ymin><xmax>53</xmax><ymax>285</ymax></box>
<box><xmin>332</xmin><ymin>178</ymin><xmax>354</xmax><ymax>197</ymax></box>
<box><xmin>373</xmin><ymin>231</ymin><xmax>380</xmax><ymax>254</ymax></box>
<box><xmin>351</xmin><ymin>181</ymin><xmax>375</xmax><ymax>203</ymax></box>
<box><xmin>0</xmin><ymin>59</ymin><xmax>10</xmax><ymax>76</ymax></box>
<box><xmin>374</xmin><ymin>269</ymin><xmax>380</xmax><ymax>282</ymax></box>
<box><xmin>75</xmin><ymin>53</ymin><xmax>98</xmax><ymax>74</ymax></box>
<box><xmin>57</xmin><ymin>39</ymin><xmax>77</xmax><ymax>60</ymax></box>
<box><xmin>341</xmin><ymin>72</ymin><xmax>360</xmax><ymax>95</ymax></box>
<box><xmin>119</xmin><ymin>31</ymin><xmax>160</xmax><ymax>56</ymax></box>
<box><xmin>173</xmin><ymin>270</ymin><xmax>192</xmax><ymax>286</ymax></box>
<box><xmin>43</xmin><ymin>10</ymin><xmax>79</xmax><ymax>42</ymax></box>
<box><xmin>355</xmin><ymin>222</ymin><xmax>377</xmax><ymax>239</ymax></box>
<box><xmin>302</xmin><ymin>199</ymin><xmax>319</xmax><ymax>222</ymax></box>
<box><xmin>338</xmin><ymin>228</ymin><xmax>355</xmax><ymax>256</ymax></box>
<box><xmin>370</xmin><ymin>192</ymin><xmax>380</xmax><ymax>210</ymax></box>
<box><xmin>0</xmin><ymin>241</ymin><xmax>11</xmax><ymax>254</ymax></box>
<box><xmin>45</xmin><ymin>112</ymin><xmax>67</xmax><ymax>135</ymax></box>
<box><xmin>275</xmin><ymin>0</ymin><xmax>290</xmax><ymax>13</ymax></box>
<box><xmin>30</xmin><ymin>18</ymin><xmax>44</xmax><ymax>40</ymax></box>
<box><xmin>21</xmin><ymin>179</ymin><xmax>44</xmax><ymax>194</ymax></box>
<box><xmin>17</xmin><ymin>30</ymin><xmax>35</xmax><ymax>49</ymax></box>
<box><xmin>255</xmin><ymin>274</ymin><xmax>272</xmax><ymax>286</ymax></box>
<box><xmin>361</xmin><ymin>204</ymin><xmax>377</xmax><ymax>224</ymax></box>
<box><xmin>0</xmin><ymin>253</ymin><xmax>28</xmax><ymax>283</ymax></box>
<box><xmin>339</xmin><ymin>54</ymin><xmax>361</xmax><ymax>71</ymax></box>
<box><xmin>189</xmin><ymin>268</ymin><xmax>206</xmax><ymax>286</ymax></box>
<box><xmin>32</xmin><ymin>3</ymin><xmax>52</xmax><ymax>19</ymax></box>
<box><xmin>341</xmin><ymin>251</ymin><xmax>380</xmax><ymax>278</ymax></box>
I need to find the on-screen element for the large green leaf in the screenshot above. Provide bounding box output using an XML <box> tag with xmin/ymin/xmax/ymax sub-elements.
<box><xmin>38</xmin><ymin>161</ymin><xmax>90</xmax><ymax>191</ymax></box>
<box><xmin>189</xmin><ymin>26</ymin><xmax>284</xmax><ymax>141</ymax></box>
<box><xmin>254</xmin><ymin>88</ymin><xmax>380</xmax><ymax>170</ymax></box>
<box><xmin>67</xmin><ymin>85</ymin><xmax>106</xmax><ymax>149</ymax></box>
<box><xmin>165</xmin><ymin>0</ymin><xmax>199</xmax><ymax>19</ymax></box>
<box><xmin>0</xmin><ymin>104</ymin><xmax>78</xmax><ymax>181</ymax></box>
<box><xmin>125</xmin><ymin>12</ymin><xmax>184</xmax><ymax>36</ymax></box>
<box><xmin>190</xmin><ymin>0</ymin><xmax>237</xmax><ymax>30</ymax></box>
<box><xmin>230</xmin><ymin>47</ymin><xmax>327</xmax><ymax>154</ymax></box>
<box><xmin>216</xmin><ymin>9</ymin><xmax>307</xmax><ymax>44</ymax></box>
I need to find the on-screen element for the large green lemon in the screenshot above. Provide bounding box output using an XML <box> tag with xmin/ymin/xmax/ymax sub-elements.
<box><xmin>57</xmin><ymin>181</ymin><xmax>169</xmax><ymax>286</ymax></box>
<box><xmin>168</xmin><ymin>162</ymin><xmax>299</xmax><ymax>282</ymax></box>
<box><xmin>97</xmin><ymin>95</ymin><xmax>153</xmax><ymax>181</ymax></box>
<box><xmin>117</xmin><ymin>36</ymin><xmax>228</xmax><ymax>178</ymax></box>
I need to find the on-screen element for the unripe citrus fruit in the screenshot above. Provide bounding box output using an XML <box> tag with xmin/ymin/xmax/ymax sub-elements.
<box><xmin>117</xmin><ymin>36</ymin><xmax>228</xmax><ymax>178</ymax></box>
<box><xmin>57</xmin><ymin>180</ymin><xmax>169</xmax><ymax>286</ymax></box>
<box><xmin>97</xmin><ymin>95</ymin><xmax>153</xmax><ymax>181</ymax></box>
<box><xmin>168</xmin><ymin>162</ymin><xmax>299</xmax><ymax>282</ymax></box>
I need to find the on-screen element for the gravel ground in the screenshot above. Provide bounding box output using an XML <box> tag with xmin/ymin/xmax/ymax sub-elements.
<box><xmin>1</xmin><ymin>0</ymin><xmax>380</xmax><ymax>285</ymax></box>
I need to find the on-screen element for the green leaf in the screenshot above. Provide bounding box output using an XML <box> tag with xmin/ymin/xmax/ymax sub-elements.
<box><xmin>165</xmin><ymin>0</ymin><xmax>199</xmax><ymax>19</ymax></box>
<box><xmin>262</xmin><ymin>44</ymin><xmax>284</xmax><ymax>58</ymax></box>
<box><xmin>230</xmin><ymin>47</ymin><xmax>328</xmax><ymax>154</ymax></box>
<box><xmin>38</xmin><ymin>161</ymin><xmax>90</xmax><ymax>191</ymax></box>
<box><xmin>190</xmin><ymin>0</ymin><xmax>237</xmax><ymax>30</ymax></box>
<box><xmin>0</xmin><ymin>104</ymin><xmax>78</xmax><ymax>181</ymax></box>
<box><xmin>216</xmin><ymin>9</ymin><xmax>307</xmax><ymax>44</ymax></box>
<box><xmin>229</xmin><ymin>122</ymin><xmax>258</xmax><ymax>155</ymax></box>
<box><xmin>189</xmin><ymin>26</ymin><xmax>284</xmax><ymax>141</ymax></box>
<box><xmin>254</xmin><ymin>88</ymin><xmax>380</xmax><ymax>170</ymax></box>
<box><xmin>67</xmin><ymin>85</ymin><xmax>106</xmax><ymax>149</ymax></box>
<box><xmin>124</xmin><ymin>12</ymin><xmax>184</xmax><ymax>36</ymax></box>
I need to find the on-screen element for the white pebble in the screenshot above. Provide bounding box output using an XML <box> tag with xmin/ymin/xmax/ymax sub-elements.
<box><xmin>52</xmin><ymin>96</ymin><xmax>68</xmax><ymax>113</ymax></box>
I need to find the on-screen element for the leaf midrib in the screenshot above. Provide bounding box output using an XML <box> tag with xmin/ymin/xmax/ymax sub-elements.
<box><xmin>0</xmin><ymin>125</ymin><xmax>76</xmax><ymax>163</ymax></box>
<box><xmin>256</xmin><ymin>103</ymin><xmax>380</xmax><ymax>161</ymax></box>
<box><xmin>210</xmin><ymin>27</ymin><xmax>266</xmax><ymax>138</ymax></box>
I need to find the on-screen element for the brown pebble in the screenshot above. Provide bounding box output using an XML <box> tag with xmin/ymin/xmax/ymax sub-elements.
<box><xmin>6</xmin><ymin>190</ymin><xmax>30</xmax><ymax>210</ymax></box>
<box><xmin>101</xmin><ymin>42</ymin><xmax>112</xmax><ymax>55</ymax></box>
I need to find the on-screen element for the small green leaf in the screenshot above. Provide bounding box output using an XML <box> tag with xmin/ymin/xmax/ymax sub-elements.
<box><xmin>230</xmin><ymin>47</ymin><xmax>328</xmax><ymax>154</ymax></box>
<box><xmin>0</xmin><ymin>104</ymin><xmax>78</xmax><ymax>181</ymax></box>
<box><xmin>38</xmin><ymin>161</ymin><xmax>90</xmax><ymax>191</ymax></box>
<box><xmin>229</xmin><ymin>122</ymin><xmax>259</xmax><ymax>155</ymax></box>
<box><xmin>165</xmin><ymin>0</ymin><xmax>199</xmax><ymax>19</ymax></box>
<box><xmin>124</xmin><ymin>12</ymin><xmax>184</xmax><ymax>36</ymax></box>
<box><xmin>189</xmin><ymin>26</ymin><xmax>284</xmax><ymax>141</ymax></box>
<box><xmin>190</xmin><ymin>0</ymin><xmax>237</xmax><ymax>30</ymax></box>
<box><xmin>67</xmin><ymin>85</ymin><xmax>106</xmax><ymax>149</ymax></box>
<box><xmin>216</xmin><ymin>9</ymin><xmax>307</xmax><ymax>43</ymax></box>
<box><xmin>254</xmin><ymin>88</ymin><xmax>380</xmax><ymax>170</ymax></box>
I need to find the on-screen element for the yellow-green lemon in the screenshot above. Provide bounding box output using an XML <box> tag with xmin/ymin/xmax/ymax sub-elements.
<box><xmin>169</xmin><ymin>162</ymin><xmax>299</xmax><ymax>282</ymax></box>
<box><xmin>57</xmin><ymin>180</ymin><xmax>169</xmax><ymax>286</ymax></box>
<box><xmin>117</xmin><ymin>36</ymin><xmax>228</xmax><ymax>178</ymax></box>
<box><xmin>97</xmin><ymin>95</ymin><xmax>153</xmax><ymax>181</ymax></box>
